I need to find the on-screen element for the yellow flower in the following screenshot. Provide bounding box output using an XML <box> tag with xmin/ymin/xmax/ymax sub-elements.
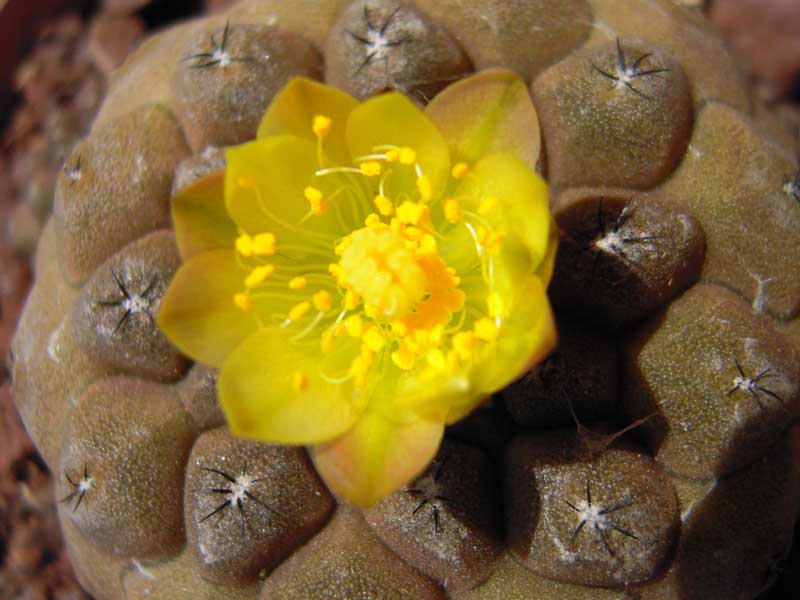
<box><xmin>159</xmin><ymin>72</ymin><xmax>557</xmax><ymax>506</ymax></box>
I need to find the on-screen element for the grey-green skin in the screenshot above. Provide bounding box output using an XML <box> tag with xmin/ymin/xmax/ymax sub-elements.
<box><xmin>9</xmin><ymin>0</ymin><xmax>800</xmax><ymax>598</ymax></box>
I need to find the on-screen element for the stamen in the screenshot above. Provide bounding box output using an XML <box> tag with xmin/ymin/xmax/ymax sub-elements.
<box><xmin>360</xmin><ymin>161</ymin><xmax>382</xmax><ymax>177</ymax></box>
<box><xmin>374</xmin><ymin>194</ymin><xmax>394</xmax><ymax>216</ymax></box>
<box><xmin>443</xmin><ymin>199</ymin><xmax>463</xmax><ymax>224</ymax></box>
<box><xmin>474</xmin><ymin>318</ymin><xmax>498</xmax><ymax>341</ymax></box>
<box><xmin>304</xmin><ymin>186</ymin><xmax>326</xmax><ymax>216</ymax></box>
<box><xmin>245</xmin><ymin>265</ymin><xmax>275</xmax><ymax>288</ymax></box>
<box><xmin>417</xmin><ymin>175</ymin><xmax>432</xmax><ymax>201</ymax></box>
<box><xmin>289</xmin><ymin>276</ymin><xmax>307</xmax><ymax>290</ymax></box>
<box><xmin>312</xmin><ymin>115</ymin><xmax>332</xmax><ymax>138</ymax></box>
<box><xmin>451</xmin><ymin>162</ymin><xmax>469</xmax><ymax>179</ymax></box>
<box><xmin>345</xmin><ymin>314</ymin><xmax>364</xmax><ymax>338</ymax></box>
<box><xmin>289</xmin><ymin>301</ymin><xmax>311</xmax><ymax>321</ymax></box>
<box><xmin>236</xmin><ymin>233</ymin><xmax>276</xmax><ymax>257</ymax></box>
<box><xmin>313</xmin><ymin>290</ymin><xmax>333</xmax><ymax>312</ymax></box>
<box><xmin>233</xmin><ymin>292</ymin><xmax>254</xmax><ymax>311</ymax></box>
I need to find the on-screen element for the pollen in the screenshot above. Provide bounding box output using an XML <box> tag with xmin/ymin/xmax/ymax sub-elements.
<box><xmin>363</xmin><ymin>326</ymin><xmax>385</xmax><ymax>352</ymax></box>
<box><xmin>313</xmin><ymin>290</ymin><xmax>332</xmax><ymax>312</ymax></box>
<box><xmin>312</xmin><ymin>114</ymin><xmax>332</xmax><ymax>138</ymax></box>
<box><xmin>245</xmin><ymin>264</ymin><xmax>274</xmax><ymax>288</ymax></box>
<box><xmin>304</xmin><ymin>186</ymin><xmax>326</xmax><ymax>215</ymax></box>
<box><xmin>417</xmin><ymin>175</ymin><xmax>432</xmax><ymax>201</ymax></box>
<box><xmin>289</xmin><ymin>276</ymin><xmax>307</xmax><ymax>290</ymax></box>
<box><xmin>233</xmin><ymin>292</ymin><xmax>254</xmax><ymax>311</ymax></box>
<box><xmin>451</xmin><ymin>162</ymin><xmax>469</xmax><ymax>179</ymax></box>
<box><xmin>391</xmin><ymin>344</ymin><xmax>416</xmax><ymax>370</ymax></box>
<box><xmin>397</xmin><ymin>147</ymin><xmax>417</xmax><ymax>165</ymax></box>
<box><xmin>396</xmin><ymin>201</ymin><xmax>429</xmax><ymax>226</ymax></box>
<box><xmin>293</xmin><ymin>370</ymin><xmax>309</xmax><ymax>392</ymax></box>
<box><xmin>374</xmin><ymin>194</ymin><xmax>394</xmax><ymax>216</ymax></box>
<box><xmin>474</xmin><ymin>318</ymin><xmax>499</xmax><ymax>341</ymax></box>
<box><xmin>339</xmin><ymin>227</ymin><xmax>428</xmax><ymax>319</ymax></box>
<box><xmin>443</xmin><ymin>199</ymin><xmax>463</xmax><ymax>224</ymax></box>
<box><xmin>235</xmin><ymin>232</ymin><xmax>277</xmax><ymax>257</ymax></box>
<box><xmin>289</xmin><ymin>301</ymin><xmax>311</xmax><ymax>321</ymax></box>
<box><xmin>345</xmin><ymin>314</ymin><xmax>364</xmax><ymax>338</ymax></box>
<box><xmin>360</xmin><ymin>161</ymin><xmax>382</xmax><ymax>176</ymax></box>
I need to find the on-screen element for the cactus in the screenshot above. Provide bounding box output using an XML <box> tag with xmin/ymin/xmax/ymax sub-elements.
<box><xmin>9</xmin><ymin>0</ymin><xmax>800</xmax><ymax>598</ymax></box>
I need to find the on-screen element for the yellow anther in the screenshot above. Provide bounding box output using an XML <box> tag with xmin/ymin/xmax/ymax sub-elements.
<box><xmin>313</xmin><ymin>290</ymin><xmax>333</xmax><ymax>312</ymax></box>
<box><xmin>487</xmin><ymin>291</ymin><xmax>503</xmax><ymax>317</ymax></box>
<box><xmin>453</xmin><ymin>331</ymin><xmax>476</xmax><ymax>360</ymax></box>
<box><xmin>363</xmin><ymin>327</ymin><xmax>385</xmax><ymax>352</ymax></box>
<box><xmin>429</xmin><ymin>324</ymin><xmax>445</xmax><ymax>345</ymax></box>
<box><xmin>477</xmin><ymin>227</ymin><xmax>503</xmax><ymax>254</ymax></box>
<box><xmin>312</xmin><ymin>114</ymin><xmax>332</xmax><ymax>138</ymax></box>
<box><xmin>485</xmin><ymin>232</ymin><xmax>504</xmax><ymax>254</ymax></box>
<box><xmin>443</xmin><ymin>199</ymin><xmax>463</xmax><ymax>224</ymax></box>
<box><xmin>396</xmin><ymin>201</ymin><xmax>428</xmax><ymax>226</ymax></box>
<box><xmin>426</xmin><ymin>349</ymin><xmax>446</xmax><ymax>371</ymax></box>
<box><xmin>293</xmin><ymin>370</ymin><xmax>309</xmax><ymax>392</ymax></box>
<box><xmin>345</xmin><ymin>314</ymin><xmax>364</xmax><ymax>338</ymax></box>
<box><xmin>345</xmin><ymin>289</ymin><xmax>360</xmax><ymax>311</ymax></box>
<box><xmin>237</xmin><ymin>176</ymin><xmax>256</xmax><ymax>189</ymax></box>
<box><xmin>235</xmin><ymin>234</ymin><xmax>253</xmax><ymax>257</ymax></box>
<box><xmin>451</xmin><ymin>162</ymin><xmax>469</xmax><ymax>179</ymax></box>
<box><xmin>349</xmin><ymin>355</ymin><xmax>370</xmax><ymax>388</ymax></box>
<box><xmin>244</xmin><ymin>264</ymin><xmax>274</xmax><ymax>288</ymax></box>
<box><xmin>233</xmin><ymin>292</ymin><xmax>254</xmax><ymax>311</ymax></box>
<box><xmin>365</xmin><ymin>213</ymin><xmax>383</xmax><ymax>228</ymax></box>
<box><xmin>479</xmin><ymin>196</ymin><xmax>499</xmax><ymax>215</ymax></box>
<box><xmin>474</xmin><ymin>317</ymin><xmax>499</xmax><ymax>341</ymax></box>
<box><xmin>289</xmin><ymin>301</ymin><xmax>311</xmax><ymax>321</ymax></box>
<box><xmin>252</xmin><ymin>232</ymin><xmax>276</xmax><ymax>256</ymax></box>
<box><xmin>304</xmin><ymin>186</ymin><xmax>326</xmax><ymax>216</ymax></box>
<box><xmin>385</xmin><ymin>148</ymin><xmax>400</xmax><ymax>162</ymax></box>
<box><xmin>416</xmin><ymin>234</ymin><xmax>437</xmax><ymax>256</ymax></box>
<box><xmin>288</xmin><ymin>276</ymin><xmax>306</xmax><ymax>291</ymax></box>
<box><xmin>374</xmin><ymin>194</ymin><xmax>394</xmax><ymax>216</ymax></box>
<box><xmin>404</xmin><ymin>226</ymin><xmax>424</xmax><ymax>240</ymax></box>
<box><xmin>398</xmin><ymin>147</ymin><xmax>417</xmax><ymax>165</ymax></box>
<box><xmin>391</xmin><ymin>320</ymin><xmax>408</xmax><ymax>337</ymax></box>
<box><xmin>360</xmin><ymin>161</ymin><xmax>382</xmax><ymax>176</ymax></box>
<box><xmin>391</xmin><ymin>345</ymin><xmax>416</xmax><ymax>370</ymax></box>
<box><xmin>321</xmin><ymin>333</ymin><xmax>335</xmax><ymax>353</ymax></box>
<box><xmin>364</xmin><ymin>303</ymin><xmax>378</xmax><ymax>319</ymax></box>
<box><xmin>416</xmin><ymin>175</ymin><xmax>432</xmax><ymax>200</ymax></box>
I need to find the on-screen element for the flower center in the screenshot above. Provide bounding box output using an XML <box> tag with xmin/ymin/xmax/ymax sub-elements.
<box><xmin>339</xmin><ymin>227</ymin><xmax>428</xmax><ymax>319</ymax></box>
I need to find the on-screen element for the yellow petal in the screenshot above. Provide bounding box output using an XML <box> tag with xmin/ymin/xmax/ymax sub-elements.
<box><xmin>425</xmin><ymin>69</ymin><xmax>541</xmax><ymax>171</ymax></box>
<box><xmin>225</xmin><ymin>135</ymin><xmax>352</xmax><ymax>238</ymax></box>
<box><xmin>257</xmin><ymin>77</ymin><xmax>358</xmax><ymax>165</ymax></box>
<box><xmin>456</xmin><ymin>152</ymin><xmax>551</xmax><ymax>281</ymax></box>
<box><xmin>157</xmin><ymin>250</ymin><xmax>256</xmax><ymax>368</ymax></box>
<box><xmin>345</xmin><ymin>92</ymin><xmax>450</xmax><ymax>201</ymax></box>
<box><xmin>219</xmin><ymin>327</ymin><xmax>359</xmax><ymax>444</ymax></box>
<box><xmin>467</xmin><ymin>274</ymin><xmax>557</xmax><ymax>402</ymax></box>
<box><xmin>172</xmin><ymin>170</ymin><xmax>237</xmax><ymax>260</ymax></box>
<box><xmin>312</xmin><ymin>411</ymin><xmax>444</xmax><ymax>506</ymax></box>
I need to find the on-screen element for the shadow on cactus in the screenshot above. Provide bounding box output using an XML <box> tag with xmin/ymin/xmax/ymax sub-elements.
<box><xmin>157</xmin><ymin>72</ymin><xmax>558</xmax><ymax>506</ymax></box>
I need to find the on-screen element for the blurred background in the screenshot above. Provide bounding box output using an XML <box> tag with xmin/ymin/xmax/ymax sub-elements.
<box><xmin>0</xmin><ymin>0</ymin><xmax>798</xmax><ymax>598</ymax></box>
